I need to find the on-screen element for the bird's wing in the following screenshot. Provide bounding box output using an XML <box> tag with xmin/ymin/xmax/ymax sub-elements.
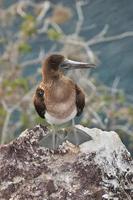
<box><xmin>33</xmin><ymin>87</ymin><xmax>46</xmax><ymax>119</ymax></box>
<box><xmin>75</xmin><ymin>84</ymin><xmax>85</xmax><ymax>116</ymax></box>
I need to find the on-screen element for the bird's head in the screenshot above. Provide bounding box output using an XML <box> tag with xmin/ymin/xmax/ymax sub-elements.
<box><xmin>42</xmin><ymin>54</ymin><xmax>96</xmax><ymax>81</ymax></box>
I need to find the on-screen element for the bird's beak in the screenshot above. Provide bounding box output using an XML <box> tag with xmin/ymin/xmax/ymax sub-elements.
<box><xmin>60</xmin><ymin>59</ymin><xmax>96</xmax><ymax>70</ymax></box>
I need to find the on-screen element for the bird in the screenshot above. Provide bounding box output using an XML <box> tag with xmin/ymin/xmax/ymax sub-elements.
<box><xmin>33</xmin><ymin>54</ymin><xmax>95</xmax><ymax>149</ymax></box>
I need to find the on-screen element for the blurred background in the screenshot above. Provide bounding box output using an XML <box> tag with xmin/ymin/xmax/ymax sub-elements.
<box><xmin>0</xmin><ymin>0</ymin><xmax>133</xmax><ymax>155</ymax></box>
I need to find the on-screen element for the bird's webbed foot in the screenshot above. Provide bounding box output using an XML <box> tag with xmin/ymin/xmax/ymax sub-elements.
<box><xmin>39</xmin><ymin>123</ymin><xmax>92</xmax><ymax>151</ymax></box>
<box><xmin>39</xmin><ymin>127</ymin><xmax>67</xmax><ymax>150</ymax></box>
<box><xmin>66</xmin><ymin>127</ymin><xmax>92</xmax><ymax>145</ymax></box>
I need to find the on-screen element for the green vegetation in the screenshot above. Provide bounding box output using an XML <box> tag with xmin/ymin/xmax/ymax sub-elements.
<box><xmin>47</xmin><ymin>28</ymin><xmax>62</xmax><ymax>41</ymax></box>
<box><xmin>21</xmin><ymin>15</ymin><xmax>37</xmax><ymax>36</ymax></box>
<box><xmin>2</xmin><ymin>78</ymin><xmax>29</xmax><ymax>93</ymax></box>
<box><xmin>0</xmin><ymin>106</ymin><xmax>6</xmax><ymax>126</ymax></box>
<box><xmin>18</xmin><ymin>43</ymin><xmax>32</xmax><ymax>53</ymax></box>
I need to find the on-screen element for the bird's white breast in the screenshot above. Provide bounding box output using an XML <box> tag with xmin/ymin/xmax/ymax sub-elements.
<box><xmin>45</xmin><ymin>107</ymin><xmax>77</xmax><ymax>125</ymax></box>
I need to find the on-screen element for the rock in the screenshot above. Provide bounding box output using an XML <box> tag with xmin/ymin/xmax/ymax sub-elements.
<box><xmin>0</xmin><ymin>125</ymin><xmax>132</xmax><ymax>200</ymax></box>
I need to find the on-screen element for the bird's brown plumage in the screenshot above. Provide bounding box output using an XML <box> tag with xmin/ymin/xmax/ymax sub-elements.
<box><xmin>34</xmin><ymin>76</ymin><xmax>85</xmax><ymax>120</ymax></box>
<box><xmin>33</xmin><ymin>87</ymin><xmax>46</xmax><ymax>118</ymax></box>
<box><xmin>75</xmin><ymin>84</ymin><xmax>85</xmax><ymax>116</ymax></box>
<box><xmin>33</xmin><ymin>54</ymin><xmax>95</xmax><ymax>124</ymax></box>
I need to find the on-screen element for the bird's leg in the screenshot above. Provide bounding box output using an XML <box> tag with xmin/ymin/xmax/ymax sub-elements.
<box><xmin>51</xmin><ymin>125</ymin><xmax>65</xmax><ymax>149</ymax></box>
<box><xmin>51</xmin><ymin>124</ymin><xmax>57</xmax><ymax>150</ymax></box>
<box><xmin>71</xmin><ymin>118</ymin><xmax>80</xmax><ymax>145</ymax></box>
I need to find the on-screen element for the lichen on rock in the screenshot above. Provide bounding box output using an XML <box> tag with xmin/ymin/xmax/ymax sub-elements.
<box><xmin>0</xmin><ymin>125</ymin><xmax>132</xmax><ymax>200</ymax></box>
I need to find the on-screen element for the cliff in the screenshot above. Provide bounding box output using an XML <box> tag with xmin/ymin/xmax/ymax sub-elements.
<box><xmin>0</xmin><ymin>125</ymin><xmax>132</xmax><ymax>200</ymax></box>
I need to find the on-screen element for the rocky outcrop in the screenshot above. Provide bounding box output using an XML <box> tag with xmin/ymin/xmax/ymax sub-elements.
<box><xmin>0</xmin><ymin>125</ymin><xmax>132</xmax><ymax>200</ymax></box>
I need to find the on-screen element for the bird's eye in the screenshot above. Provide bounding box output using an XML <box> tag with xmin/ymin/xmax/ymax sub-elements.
<box><xmin>37</xmin><ymin>89</ymin><xmax>44</xmax><ymax>97</ymax></box>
